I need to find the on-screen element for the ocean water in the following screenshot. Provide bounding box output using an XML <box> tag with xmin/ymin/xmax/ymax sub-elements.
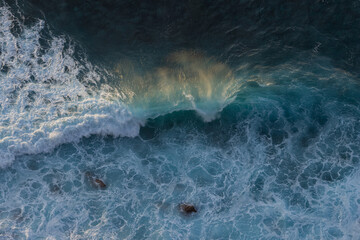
<box><xmin>1</xmin><ymin>0</ymin><xmax>360</xmax><ymax>239</ymax></box>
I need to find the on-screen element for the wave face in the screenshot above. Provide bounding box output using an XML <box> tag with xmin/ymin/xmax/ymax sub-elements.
<box><xmin>1</xmin><ymin>1</ymin><xmax>360</xmax><ymax>239</ymax></box>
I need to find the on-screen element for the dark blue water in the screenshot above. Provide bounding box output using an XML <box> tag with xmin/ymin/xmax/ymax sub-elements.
<box><xmin>1</xmin><ymin>1</ymin><xmax>360</xmax><ymax>239</ymax></box>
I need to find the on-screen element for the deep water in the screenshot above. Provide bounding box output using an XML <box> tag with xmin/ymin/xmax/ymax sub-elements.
<box><xmin>1</xmin><ymin>1</ymin><xmax>360</xmax><ymax>239</ymax></box>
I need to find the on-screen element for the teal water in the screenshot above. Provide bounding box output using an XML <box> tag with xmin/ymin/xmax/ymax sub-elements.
<box><xmin>1</xmin><ymin>1</ymin><xmax>360</xmax><ymax>239</ymax></box>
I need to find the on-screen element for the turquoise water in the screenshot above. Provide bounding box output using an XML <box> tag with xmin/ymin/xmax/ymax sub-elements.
<box><xmin>1</xmin><ymin>1</ymin><xmax>360</xmax><ymax>239</ymax></box>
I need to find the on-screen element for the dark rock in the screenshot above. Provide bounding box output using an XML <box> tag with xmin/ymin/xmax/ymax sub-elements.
<box><xmin>95</xmin><ymin>179</ymin><xmax>106</xmax><ymax>189</ymax></box>
<box><xmin>85</xmin><ymin>171</ymin><xmax>107</xmax><ymax>189</ymax></box>
<box><xmin>179</xmin><ymin>203</ymin><xmax>197</xmax><ymax>214</ymax></box>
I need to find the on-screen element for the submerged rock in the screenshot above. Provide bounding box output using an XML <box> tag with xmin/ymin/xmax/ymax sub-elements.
<box><xmin>49</xmin><ymin>183</ymin><xmax>61</xmax><ymax>193</ymax></box>
<box><xmin>85</xmin><ymin>171</ymin><xmax>107</xmax><ymax>189</ymax></box>
<box><xmin>95</xmin><ymin>179</ymin><xmax>106</xmax><ymax>189</ymax></box>
<box><xmin>179</xmin><ymin>203</ymin><xmax>197</xmax><ymax>214</ymax></box>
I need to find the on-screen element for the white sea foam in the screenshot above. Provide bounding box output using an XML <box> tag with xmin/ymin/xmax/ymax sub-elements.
<box><xmin>0</xmin><ymin>6</ymin><xmax>141</xmax><ymax>167</ymax></box>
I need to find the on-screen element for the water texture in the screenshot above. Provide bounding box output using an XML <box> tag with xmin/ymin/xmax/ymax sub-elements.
<box><xmin>1</xmin><ymin>1</ymin><xmax>360</xmax><ymax>239</ymax></box>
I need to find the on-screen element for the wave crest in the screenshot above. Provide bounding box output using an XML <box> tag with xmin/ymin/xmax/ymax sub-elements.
<box><xmin>113</xmin><ymin>50</ymin><xmax>239</xmax><ymax>121</ymax></box>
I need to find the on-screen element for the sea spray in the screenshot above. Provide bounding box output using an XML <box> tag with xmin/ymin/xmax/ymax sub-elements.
<box><xmin>112</xmin><ymin>50</ymin><xmax>239</xmax><ymax>121</ymax></box>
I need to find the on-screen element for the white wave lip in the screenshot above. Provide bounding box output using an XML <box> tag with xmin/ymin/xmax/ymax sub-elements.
<box><xmin>0</xmin><ymin>6</ymin><xmax>141</xmax><ymax>167</ymax></box>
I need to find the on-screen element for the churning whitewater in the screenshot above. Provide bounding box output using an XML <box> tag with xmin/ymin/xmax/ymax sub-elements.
<box><xmin>1</xmin><ymin>1</ymin><xmax>360</xmax><ymax>239</ymax></box>
<box><xmin>0</xmin><ymin>6</ymin><xmax>141</xmax><ymax>167</ymax></box>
